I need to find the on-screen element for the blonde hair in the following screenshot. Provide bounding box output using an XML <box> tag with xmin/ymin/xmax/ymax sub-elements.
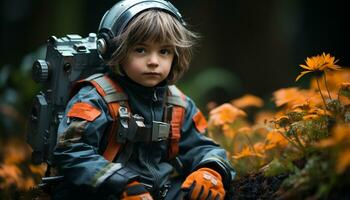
<box><xmin>108</xmin><ymin>9</ymin><xmax>198</xmax><ymax>84</ymax></box>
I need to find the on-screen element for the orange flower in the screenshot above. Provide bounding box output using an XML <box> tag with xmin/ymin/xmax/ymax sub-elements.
<box><xmin>253</xmin><ymin>142</ymin><xmax>266</xmax><ymax>155</ymax></box>
<box><xmin>275</xmin><ymin>115</ymin><xmax>290</xmax><ymax>123</ymax></box>
<box><xmin>232</xmin><ymin>145</ymin><xmax>264</xmax><ymax>159</ymax></box>
<box><xmin>222</xmin><ymin>124</ymin><xmax>236</xmax><ymax>139</ymax></box>
<box><xmin>310</xmin><ymin>69</ymin><xmax>350</xmax><ymax>93</ymax></box>
<box><xmin>302</xmin><ymin>114</ymin><xmax>320</xmax><ymax>121</ymax></box>
<box><xmin>231</xmin><ymin>94</ymin><xmax>264</xmax><ymax>109</ymax></box>
<box><xmin>29</xmin><ymin>163</ymin><xmax>47</xmax><ymax>177</ymax></box>
<box><xmin>206</xmin><ymin>101</ymin><xmax>218</xmax><ymax>111</ymax></box>
<box><xmin>296</xmin><ymin>53</ymin><xmax>341</xmax><ymax>81</ymax></box>
<box><xmin>273</xmin><ymin>87</ymin><xmax>323</xmax><ymax>109</ymax></box>
<box><xmin>254</xmin><ymin>111</ymin><xmax>275</xmax><ymax>124</ymax></box>
<box><xmin>265</xmin><ymin>131</ymin><xmax>289</xmax><ymax>150</ymax></box>
<box><xmin>307</xmin><ymin>107</ymin><xmax>327</xmax><ymax>115</ymax></box>
<box><xmin>2</xmin><ymin>140</ymin><xmax>31</xmax><ymax>164</ymax></box>
<box><xmin>237</xmin><ymin>126</ymin><xmax>252</xmax><ymax>133</ymax></box>
<box><xmin>209</xmin><ymin>103</ymin><xmax>246</xmax><ymax>126</ymax></box>
<box><xmin>0</xmin><ymin>164</ymin><xmax>22</xmax><ymax>189</ymax></box>
<box><xmin>273</xmin><ymin>87</ymin><xmax>303</xmax><ymax>107</ymax></box>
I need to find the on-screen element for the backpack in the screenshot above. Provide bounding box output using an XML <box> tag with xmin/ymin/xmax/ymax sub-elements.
<box><xmin>27</xmin><ymin>33</ymin><xmax>106</xmax><ymax>166</ymax></box>
<box><xmin>27</xmin><ymin>33</ymin><xmax>186</xmax><ymax>179</ymax></box>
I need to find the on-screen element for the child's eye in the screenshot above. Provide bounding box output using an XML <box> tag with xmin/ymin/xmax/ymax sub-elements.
<box><xmin>134</xmin><ymin>47</ymin><xmax>145</xmax><ymax>54</ymax></box>
<box><xmin>160</xmin><ymin>49</ymin><xmax>172</xmax><ymax>55</ymax></box>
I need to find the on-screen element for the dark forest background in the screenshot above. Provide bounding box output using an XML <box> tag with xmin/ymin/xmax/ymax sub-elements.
<box><xmin>0</xmin><ymin>0</ymin><xmax>349</xmax><ymax>136</ymax></box>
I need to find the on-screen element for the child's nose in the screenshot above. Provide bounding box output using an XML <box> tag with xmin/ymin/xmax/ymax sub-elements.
<box><xmin>147</xmin><ymin>53</ymin><xmax>159</xmax><ymax>67</ymax></box>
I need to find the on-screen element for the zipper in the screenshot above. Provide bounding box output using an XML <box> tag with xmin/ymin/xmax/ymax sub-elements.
<box><xmin>152</xmin><ymin>89</ymin><xmax>158</xmax><ymax>102</ymax></box>
<box><xmin>145</xmin><ymin>89</ymin><xmax>161</xmax><ymax>192</ymax></box>
<box><xmin>145</xmin><ymin>146</ymin><xmax>160</xmax><ymax>192</ymax></box>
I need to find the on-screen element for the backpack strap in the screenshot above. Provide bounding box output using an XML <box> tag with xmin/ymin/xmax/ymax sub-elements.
<box><xmin>72</xmin><ymin>73</ymin><xmax>129</xmax><ymax>162</ymax></box>
<box><xmin>166</xmin><ymin>85</ymin><xmax>187</xmax><ymax>159</ymax></box>
<box><xmin>71</xmin><ymin>77</ymin><xmax>187</xmax><ymax>161</ymax></box>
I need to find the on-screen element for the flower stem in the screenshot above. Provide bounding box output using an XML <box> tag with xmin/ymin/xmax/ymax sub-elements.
<box><xmin>317</xmin><ymin>78</ymin><xmax>328</xmax><ymax>109</ymax></box>
<box><xmin>245</xmin><ymin>134</ymin><xmax>257</xmax><ymax>155</ymax></box>
<box><xmin>278</xmin><ymin>129</ymin><xmax>304</xmax><ymax>152</ymax></box>
<box><xmin>293</xmin><ymin>131</ymin><xmax>305</xmax><ymax>151</ymax></box>
<box><xmin>323</xmin><ymin>71</ymin><xmax>332</xmax><ymax>99</ymax></box>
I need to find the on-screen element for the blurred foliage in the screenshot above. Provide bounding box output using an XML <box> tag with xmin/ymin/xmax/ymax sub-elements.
<box><xmin>0</xmin><ymin>138</ymin><xmax>46</xmax><ymax>199</ymax></box>
<box><xmin>0</xmin><ymin>46</ymin><xmax>45</xmax><ymax>136</ymax></box>
<box><xmin>179</xmin><ymin>67</ymin><xmax>242</xmax><ymax>112</ymax></box>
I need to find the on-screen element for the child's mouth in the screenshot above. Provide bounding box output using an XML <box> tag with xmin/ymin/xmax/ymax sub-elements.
<box><xmin>143</xmin><ymin>72</ymin><xmax>161</xmax><ymax>76</ymax></box>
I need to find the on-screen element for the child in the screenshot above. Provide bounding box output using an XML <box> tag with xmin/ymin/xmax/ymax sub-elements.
<box><xmin>52</xmin><ymin>0</ymin><xmax>235</xmax><ymax>199</ymax></box>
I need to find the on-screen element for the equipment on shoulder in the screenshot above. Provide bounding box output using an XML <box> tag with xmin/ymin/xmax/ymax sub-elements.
<box><xmin>27</xmin><ymin>33</ymin><xmax>106</xmax><ymax>166</ymax></box>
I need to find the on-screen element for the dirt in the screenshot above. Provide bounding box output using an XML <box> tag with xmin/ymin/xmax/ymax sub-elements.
<box><xmin>231</xmin><ymin>173</ymin><xmax>288</xmax><ymax>200</ymax></box>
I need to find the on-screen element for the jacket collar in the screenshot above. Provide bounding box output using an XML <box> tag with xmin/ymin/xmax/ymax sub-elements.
<box><xmin>114</xmin><ymin>74</ymin><xmax>168</xmax><ymax>102</ymax></box>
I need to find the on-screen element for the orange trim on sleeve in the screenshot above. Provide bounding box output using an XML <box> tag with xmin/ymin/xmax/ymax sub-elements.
<box><xmin>67</xmin><ymin>102</ymin><xmax>101</xmax><ymax>121</ymax></box>
<box><xmin>193</xmin><ymin>111</ymin><xmax>207</xmax><ymax>133</ymax></box>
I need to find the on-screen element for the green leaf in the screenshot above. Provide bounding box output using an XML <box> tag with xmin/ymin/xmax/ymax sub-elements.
<box><xmin>264</xmin><ymin>158</ymin><xmax>295</xmax><ymax>177</ymax></box>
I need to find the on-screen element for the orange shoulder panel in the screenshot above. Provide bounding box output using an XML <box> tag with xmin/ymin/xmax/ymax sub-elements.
<box><xmin>67</xmin><ymin>102</ymin><xmax>101</xmax><ymax>122</ymax></box>
<box><xmin>192</xmin><ymin>111</ymin><xmax>207</xmax><ymax>133</ymax></box>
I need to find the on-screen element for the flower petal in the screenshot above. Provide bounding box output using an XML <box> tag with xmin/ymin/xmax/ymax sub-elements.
<box><xmin>295</xmin><ymin>70</ymin><xmax>313</xmax><ymax>81</ymax></box>
<box><xmin>299</xmin><ymin>64</ymin><xmax>312</xmax><ymax>70</ymax></box>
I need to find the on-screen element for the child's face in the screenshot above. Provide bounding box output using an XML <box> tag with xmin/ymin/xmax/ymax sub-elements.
<box><xmin>122</xmin><ymin>41</ymin><xmax>174</xmax><ymax>87</ymax></box>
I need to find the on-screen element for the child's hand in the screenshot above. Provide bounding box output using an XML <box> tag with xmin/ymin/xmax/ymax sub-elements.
<box><xmin>181</xmin><ymin>168</ymin><xmax>225</xmax><ymax>200</ymax></box>
<box><xmin>120</xmin><ymin>181</ymin><xmax>154</xmax><ymax>200</ymax></box>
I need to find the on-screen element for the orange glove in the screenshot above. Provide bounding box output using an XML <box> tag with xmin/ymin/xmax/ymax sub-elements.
<box><xmin>181</xmin><ymin>168</ymin><xmax>225</xmax><ymax>200</ymax></box>
<box><xmin>120</xmin><ymin>181</ymin><xmax>154</xmax><ymax>200</ymax></box>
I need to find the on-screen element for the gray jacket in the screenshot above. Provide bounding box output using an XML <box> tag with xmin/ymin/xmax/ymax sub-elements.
<box><xmin>52</xmin><ymin>75</ymin><xmax>235</xmax><ymax>199</ymax></box>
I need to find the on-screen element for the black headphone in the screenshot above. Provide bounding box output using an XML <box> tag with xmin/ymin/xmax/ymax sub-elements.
<box><xmin>96</xmin><ymin>0</ymin><xmax>185</xmax><ymax>61</ymax></box>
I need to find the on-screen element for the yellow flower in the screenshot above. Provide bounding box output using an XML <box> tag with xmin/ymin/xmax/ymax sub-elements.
<box><xmin>307</xmin><ymin>107</ymin><xmax>331</xmax><ymax>116</ymax></box>
<box><xmin>222</xmin><ymin>124</ymin><xmax>236</xmax><ymax>139</ymax></box>
<box><xmin>209</xmin><ymin>103</ymin><xmax>246</xmax><ymax>126</ymax></box>
<box><xmin>273</xmin><ymin>87</ymin><xmax>301</xmax><ymax>107</ymax></box>
<box><xmin>295</xmin><ymin>53</ymin><xmax>341</xmax><ymax>81</ymax></box>
<box><xmin>29</xmin><ymin>163</ymin><xmax>47</xmax><ymax>177</ymax></box>
<box><xmin>231</xmin><ymin>94</ymin><xmax>264</xmax><ymax>109</ymax></box>
<box><xmin>232</xmin><ymin>145</ymin><xmax>264</xmax><ymax>159</ymax></box>
<box><xmin>302</xmin><ymin>114</ymin><xmax>320</xmax><ymax>121</ymax></box>
<box><xmin>265</xmin><ymin>130</ymin><xmax>289</xmax><ymax>150</ymax></box>
<box><xmin>310</xmin><ymin>69</ymin><xmax>350</xmax><ymax>92</ymax></box>
<box><xmin>254</xmin><ymin>111</ymin><xmax>275</xmax><ymax>124</ymax></box>
<box><xmin>237</xmin><ymin>126</ymin><xmax>252</xmax><ymax>133</ymax></box>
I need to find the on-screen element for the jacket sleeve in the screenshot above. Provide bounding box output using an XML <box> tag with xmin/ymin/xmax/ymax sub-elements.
<box><xmin>177</xmin><ymin>96</ymin><xmax>236</xmax><ymax>189</ymax></box>
<box><xmin>52</xmin><ymin>86</ymin><xmax>138</xmax><ymax>195</ymax></box>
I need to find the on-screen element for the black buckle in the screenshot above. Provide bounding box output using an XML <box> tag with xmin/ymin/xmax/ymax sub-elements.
<box><xmin>152</xmin><ymin>121</ymin><xmax>170</xmax><ymax>141</ymax></box>
<box><xmin>116</xmin><ymin>106</ymin><xmax>170</xmax><ymax>142</ymax></box>
<box><xmin>116</xmin><ymin>106</ymin><xmax>130</xmax><ymax>143</ymax></box>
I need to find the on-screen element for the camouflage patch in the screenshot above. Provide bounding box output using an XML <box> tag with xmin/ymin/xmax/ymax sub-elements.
<box><xmin>57</xmin><ymin>120</ymin><xmax>88</xmax><ymax>147</ymax></box>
